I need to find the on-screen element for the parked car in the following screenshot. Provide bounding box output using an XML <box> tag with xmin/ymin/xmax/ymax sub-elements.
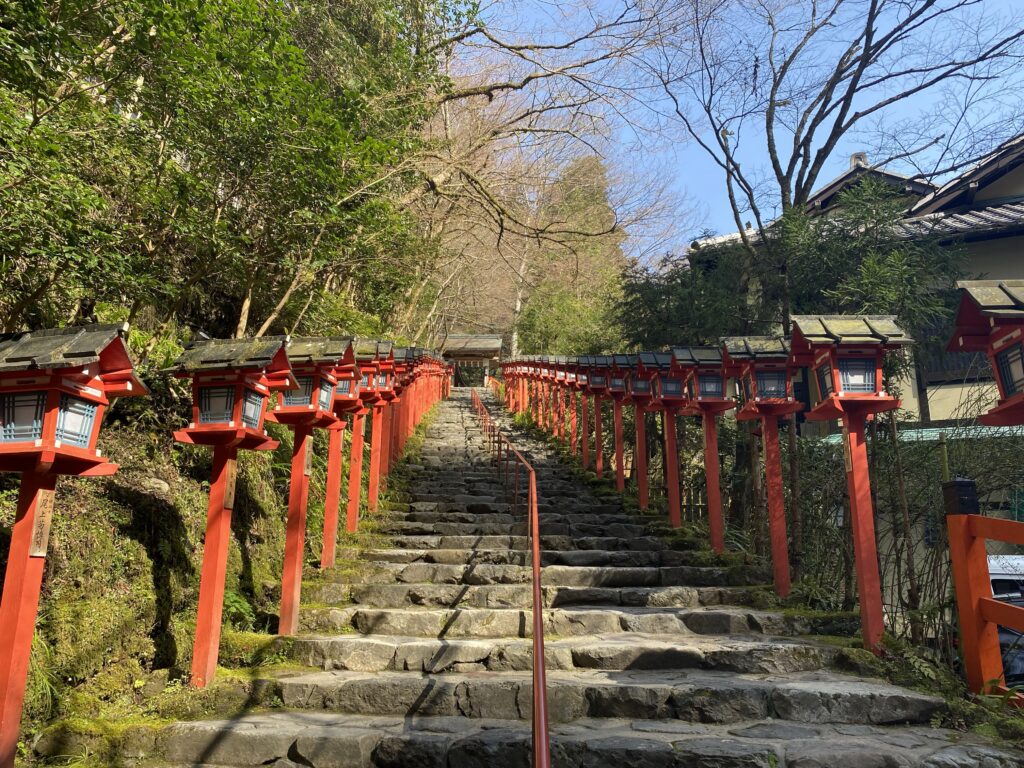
<box><xmin>988</xmin><ymin>555</ymin><xmax>1024</xmax><ymax>686</ymax></box>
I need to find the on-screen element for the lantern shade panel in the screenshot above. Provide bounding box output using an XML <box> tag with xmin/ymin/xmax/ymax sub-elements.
<box><xmin>199</xmin><ymin>386</ymin><xmax>236</xmax><ymax>424</ymax></box>
<box><xmin>996</xmin><ymin>343</ymin><xmax>1024</xmax><ymax>396</ymax></box>
<box><xmin>0</xmin><ymin>392</ymin><xmax>46</xmax><ymax>443</ymax></box>
<box><xmin>55</xmin><ymin>394</ymin><xmax>97</xmax><ymax>448</ymax></box>
<box><xmin>241</xmin><ymin>390</ymin><xmax>265</xmax><ymax>429</ymax></box>
<box><xmin>756</xmin><ymin>371</ymin><xmax>787</xmax><ymax>399</ymax></box>
<box><xmin>838</xmin><ymin>358</ymin><xmax>876</xmax><ymax>393</ymax></box>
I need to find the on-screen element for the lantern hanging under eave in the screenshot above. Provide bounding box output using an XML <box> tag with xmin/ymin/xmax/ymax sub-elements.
<box><xmin>0</xmin><ymin>324</ymin><xmax>149</xmax><ymax>768</ymax></box>
<box><xmin>673</xmin><ymin>346</ymin><xmax>732</xmax><ymax>414</ymax></box>
<box><xmin>721</xmin><ymin>336</ymin><xmax>801</xmax><ymax>422</ymax></box>
<box><xmin>266</xmin><ymin>337</ymin><xmax>353</xmax><ymax>430</ymax></box>
<box><xmin>170</xmin><ymin>336</ymin><xmax>295</xmax><ymax>451</ymax></box>
<box><xmin>0</xmin><ymin>324</ymin><xmax>148</xmax><ymax>477</ymax></box>
<box><xmin>789</xmin><ymin>315</ymin><xmax>910</xmax><ymax>422</ymax></box>
<box><xmin>948</xmin><ymin>280</ymin><xmax>1024</xmax><ymax>425</ymax></box>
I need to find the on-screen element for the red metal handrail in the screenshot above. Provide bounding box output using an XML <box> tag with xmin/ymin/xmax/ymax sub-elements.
<box><xmin>948</xmin><ymin>512</ymin><xmax>1024</xmax><ymax>700</ymax></box>
<box><xmin>470</xmin><ymin>388</ymin><xmax>551</xmax><ymax>767</ymax></box>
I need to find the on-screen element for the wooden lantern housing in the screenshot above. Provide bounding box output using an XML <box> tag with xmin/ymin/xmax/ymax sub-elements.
<box><xmin>266</xmin><ymin>337</ymin><xmax>353</xmax><ymax>430</ymax></box>
<box><xmin>587</xmin><ymin>355</ymin><xmax>611</xmax><ymax>394</ymax></box>
<box><xmin>628</xmin><ymin>352</ymin><xmax>662</xmax><ymax>404</ymax></box>
<box><xmin>354</xmin><ymin>340</ymin><xmax>386</xmax><ymax>404</ymax></box>
<box><xmin>948</xmin><ymin>280</ymin><xmax>1024</xmax><ymax>425</ymax></box>
<box><xmin>790</xmin><ymin>315</ymin><xmax>911</xmax><ymax>422</ymax></box>
<box><xmin>609</xmin><ymin>354</ymin><xmax>633</xmax><ymax>397</ymax></box>
<box><xmin>722</xmin><ymin>337</ymin><xmax>801</xmax><ymax>421</ymax></box>
<box><xmin>0</xmin><ymin>324</ymin><xmax>147</xmax><ymax>477</ymax></box>
<box><xmin>674</xmin><ymin>346</ymin><xmax>731</xmax><ymax>413</ymax></box>
<box><xmin>170</xmin><ymin>336</ymin><xmax>294</xmax><ymax>452</ymax></box>
<box><xmin>650</xmin><ymin>352</ymin><xmax>685</xmax><ymax>405</ymax></box>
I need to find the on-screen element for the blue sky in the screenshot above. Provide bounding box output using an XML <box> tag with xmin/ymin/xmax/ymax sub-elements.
<box><xmin>487</xmin><ymin>0</ymin><xmax>1024</xmax><ymax>247</ymax></box>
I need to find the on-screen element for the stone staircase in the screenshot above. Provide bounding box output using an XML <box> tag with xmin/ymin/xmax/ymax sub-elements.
<box><xmin>149</xmin><ymin>389</ymin><xmax>1021</xmax><ymax>767</ymax></box>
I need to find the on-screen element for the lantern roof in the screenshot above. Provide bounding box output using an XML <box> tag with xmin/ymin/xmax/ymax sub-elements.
<box><xmin>0</xmin><ymin>323</ymin><xmax>131</xmax><ymax>372</ymax></box>
<box><xmin>0</xmin><ymin>322</ymin><xmax>147</xmax><ymax>398</ymax></box>
<box><xmin>637</xmin><ymin>351</ymin><xmax>672</xmax><ymax>370</ymax></box>
<box><xmin>170</xmin><ymin>335</ymin><xmax>289</xmax><ymax>373</ymax></box>
<box><xmin>286</xmin><ymin>336</ymin><xmax>354</xmax><ymax>365</ymax></box>
<box><xmin>722</xmin><ymin>336</ymin><xmax>790</xmax><ymax>362</ymax></box>
<box><xmin>354</xmin><ymin>339</ymin><xmax>391</xmax><ymax>362</ymax></box>
<box><xmin>672</xmin><ymin>346</ymin><xmax>724</xmax><ymax>367</ymax></box>
<box><xmin>790</xmin><ymin>315</ymin><xmax>911</xmax><ymax>349</ymax></box>
<box><xmin>949</xmin><ymin>280</ymin><xmax>1024</xmax><ymax>352</ymax></box>
<box><xmin>612</xmin><ymin>354</ymin><xmax>635</xmax><ymax>369</ymax></box>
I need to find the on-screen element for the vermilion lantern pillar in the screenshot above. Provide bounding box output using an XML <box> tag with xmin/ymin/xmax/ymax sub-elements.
<box><xmin>677</xmin><ymin>346</ymin><xmax>734</xmax><ymax>554</ymax></box>
<box><xmin>347</xmin><ymin>341</ymin><xmax>382</xmax><ymax>530</ymax></box>
<box><xmin>322</xmin><ymin>340</ymin><xmax>361</xmax><ymax>569</ymax></box>
<box><xmin>791</xmin><ymin>315</ymin><xmax>911</xmax><ymax>652</ymax></box>
<box><xmin>589</xmin><ymin>356</ymin><xmax>611</xmax><ymax>477</ymax></box>
<box><xmin>0</xmin><ymin>325</ymin><xmax>147</xmax><ymax>768</ymax></box>
<box><xmin>264</xmin><ymin>337</ymin><xmax>351</xmax><ymax>636</ymax></box>
<box><xmin>627</xmin><ymin>353</ymin><xmax>661</xmax><ymax>510</ymax></box>
<box><xmin>609</xmin><ymin>355</ymin><xmax>633</xmax><ymax>492</ymax></box>
<box><xmin>577</xmin><ymin>358</ymin><xmax>592</xmax><ymax>469</ymax></box>
<box><xmin>652</xmin><ymin>356</ymin><xmax>686</xmax><ymax>527</ymax></box>
<box><xmin>723</xmin><ymin>336</ymin><xmax>802</xmax><ymax>597</ymax></box>
<box><xmin>566</xmin><ymin>358</ymin><xmax>579</xmax><ymax>454</ymax></box>
<box><xmin>949</xmin><ymin>280</ymin><xmax>1024</xmax><ymax>425</ymax></box>
<box><xmin>171</xmin><ymin>336</ymin><xmax>294</xmax><ymax>687</ymax></box>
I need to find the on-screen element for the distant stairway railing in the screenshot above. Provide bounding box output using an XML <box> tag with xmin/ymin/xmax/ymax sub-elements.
<box><xmin>470</xmin><ymin>388</ymin><xmax>551</xmax><ymax>767</ymax></box>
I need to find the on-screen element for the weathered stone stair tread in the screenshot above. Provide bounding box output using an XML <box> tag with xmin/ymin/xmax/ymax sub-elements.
<box><xmin>328</xmin><ymin>582</ymin><xmax>761</xmax><ymax>609</ymax></box>
<box><xmin>341</xmin><ymin>561</ymin><xmax>762</xmax><ymax>588</ymax></box>
<box><xmin>383</xmin><ymin>520</ymin><xmax>657</xmax><ymax>537</ymax></box>
<box><xmin>155</xmin><ymin>712</ymin><xmax>1022</xmax><ymax>768</ymax></box>
<box><xmin>290</xmin><ymin>632</ymin><xmax>835</xmax><ymax>673</ymax></box>
<box><xmin>389</xmin><ymin>534</ymin><xmax>686</xmax><ymax>551</ymax></box>
<box><xmin>267</xmin><ymin>668</ymin><xmax>946</xmax><ymax>725</ymax></box>
<box><xmin>300</xmin><ymin>605</ymin><xmax>805</xmax><ymax>637</ymax></box>
<box><xmin>352</xmin><ymin>547</ymin><xmax>737</xmax><ymax>567</ymax></box>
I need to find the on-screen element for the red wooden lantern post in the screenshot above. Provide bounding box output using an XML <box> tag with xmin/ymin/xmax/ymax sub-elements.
<box><xmin>576</xmin><ymin>358</ymin><xmax>592</xmax><ymax>468</ymax></box>
<box><xmin>265</xmin><ymin>338</ymin><xmax>353</xmax><ymax>636</ymax></box>
<box><xmin>791</xmin><ymin>315</ymin><xmax>912</xmax><ymax>652</ymax></box>
<box><xmin>609</xmin><ymin>355</ymin><xmax>632</xmax><ymax>492</ymax></box>
<box><xmin>677</xmin><ymin>347</ymin><xmax>734</xmax><ymax>554</ymax></box>
<box><xmin>554</xmin><ymin>358</ymin><xmax>568</xmax><ymax>442</ymax></box>
<box><xmin>347</xmin><ymin>342</ymin><xmax>382</xmax><ymax>530</ymax></box>
<box><xmin>627</xmin><ymin>353</ymin><xmax>663</xmax><ymax>511</ymax></box>
<box><xmin>723</xmin><ymin>337</ymin><xmax>803</xmax><ymax>597</ymax></box>
<box><xmin>651</xmin><ymin>357</ymin><xmax>686</xmax><ymax>528</ymax></box>
<box><xmin>367</xmin><ymin>343</ymin><xmax>395</xmax><ymax>510</ymax></box>
<box><xmin>589</xmin><ymin>356</ymin><xmax>611</xmax><ymax>477</ymax></box>
<box><xmin>0</xmin><ymin>325</ymin><xmax>147</xmax><ymax>767</ymax></box>
<box><xmin>322</xmin><ymin>340</ymin><xmax>361</xmax><ymax>569</ymax></box>
<box><xmin>946</xmin><ymin>280</ymin><xmax>1024</xmax><ymax>691</ymax></box>
<box><xmin>170</xmin><ymin>336</ymin><xmax>295</xmax><ymax>688</ymax></box>
<box><xmin>566</xmin><ymin>358</ymin><xmax>579</xmax><ymax>454</ymax></box>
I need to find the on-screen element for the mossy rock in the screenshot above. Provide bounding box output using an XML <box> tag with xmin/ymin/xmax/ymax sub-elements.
<box><xmin>834</xmin><ymin>647</ymin><xmax>886</xmax><ymax>677</ymax></box>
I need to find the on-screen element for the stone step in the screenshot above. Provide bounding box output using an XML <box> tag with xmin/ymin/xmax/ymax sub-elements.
<box><xmin>388</xmin><ymin>535</ymin><xmax>693</xmax><ymax>552</ymax></box>
<box><xmin>290</xmin><ymin>633</ymin><xmax>836</xmax><ymax>674</ymax></box>
<box><xmin>152</xmin><ymin>712</ymin><xmax>1018</xmax><ymax>768</ymax></box>
<box><xmin>382</xmin><ymin>521</ymin><xmax>657</xmax><ymax>538</ymax></box>
<box><xmin>347</xmin><ymin>548</ymin><xmax>735</xmax><ymax>568</ymax></box>
<box><xmin>390</xmin><ymin>511</ymin><xmax>664</xmax><ymax>527</ymax></box>
<box><xmin>300</xmin><ymin>605</ymin><xmax>804</xmax><ymax>638</ymax></box>
<box><xmin>333</xmin><ymin>562</ymin><xmax>766</xmax><ymax>589</ymax></box>
<box><xmin>266</xmin><ymin>669</ymin><xmax>945</xmax><ymax>726</ymax></box>
<box><xmin>311</xmin><ymin>582</ymin><xmax>763</xmax><ymax>610</ymax></box>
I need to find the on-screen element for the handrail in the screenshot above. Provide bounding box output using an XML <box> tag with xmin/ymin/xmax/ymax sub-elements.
<box><xmin>948</xmin><ymin>511</ymin><xmax>1024</xmax><ymax>701</ymax></box>
<box><xmin>470</xmin><ymin>388</ymin><xmax>551</xmax><ymax>768</ymax></box>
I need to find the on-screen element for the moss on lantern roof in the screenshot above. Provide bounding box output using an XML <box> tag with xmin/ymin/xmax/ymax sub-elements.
<box><xmin>354</xmin><ymin>339</ymin><xmax>389</xmax><ymax>361</ymax></box>
<box><xmin>672</xmin><ymin>346</ymin><xmax>724</xmax><ymax>366</ymax></box>
<box><xmin>722</xmin><ymin>336</ymin><xmax>790</xmax><ymax>360</ymax></box>
<box><xmin>956</xmin><ymin>280</ymin><xmax>1024</xmax><ymax>318</ymax></box>
<box><xmin>790</xmin><ymin>315</ymin><xmax>911</xmax><ymax>345</ymax></box>
<box><xmin>0</xmin><ymin>323</ymin><xmax>134</xmax><ymax>372</ymax></box>
<box><xmin>286</xmin><ymin>336</ymin><xmax>354</xmax><ymax>364</ymax></box>
<box><xmin>168</xmin><ymin>336</ymin><xmax>289</xmax><ymax>373</ymax></box>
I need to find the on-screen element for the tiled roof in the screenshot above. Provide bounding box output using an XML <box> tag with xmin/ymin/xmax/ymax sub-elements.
<box><xmin>672</xmin><ymin>346</ymin><xmax>724</xmax><ymax>366</ymax></box>
<box><xmin>896</xmin><ymin>200</ymin><xmax>1024</xmax><ymax>239</ymax></box>
<box><xmin>722</xmin><ymin>336</ymin><xmax>790</xmax><ymax>360</ymax></box>
<box><xmin>955</xmin><ymin>280</ymin><xmax>1024</xmax><ymax>319</ymax></box>
<box><xmin>441</xmin><ymin>335</ymin><xmax>503</xmax><ymax>358</ymax></box>
<box><xmin>790</xmin><ymin>315</ymin><xmax>911</xmax><ymax>345</ymax></box>
<box><xmin>0</xmin><ymin>324</ymin><xmax>130</xmax><ymax>372</ymax></box>
<box><xmin>169</xmin><ymin>336</ymin><xmax>289</xmax><ymax>373</ymax></box>
<box><xmin>286</xmin><ymin>337</ymin><xmax>353</xmax><ymax>364</ymax></box>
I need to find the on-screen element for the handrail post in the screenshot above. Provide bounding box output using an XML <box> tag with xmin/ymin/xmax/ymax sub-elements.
<box><xmin>948</xmin><ymin>514</ymin><xmax>1004</xmax><ymax>692</ymax></box>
